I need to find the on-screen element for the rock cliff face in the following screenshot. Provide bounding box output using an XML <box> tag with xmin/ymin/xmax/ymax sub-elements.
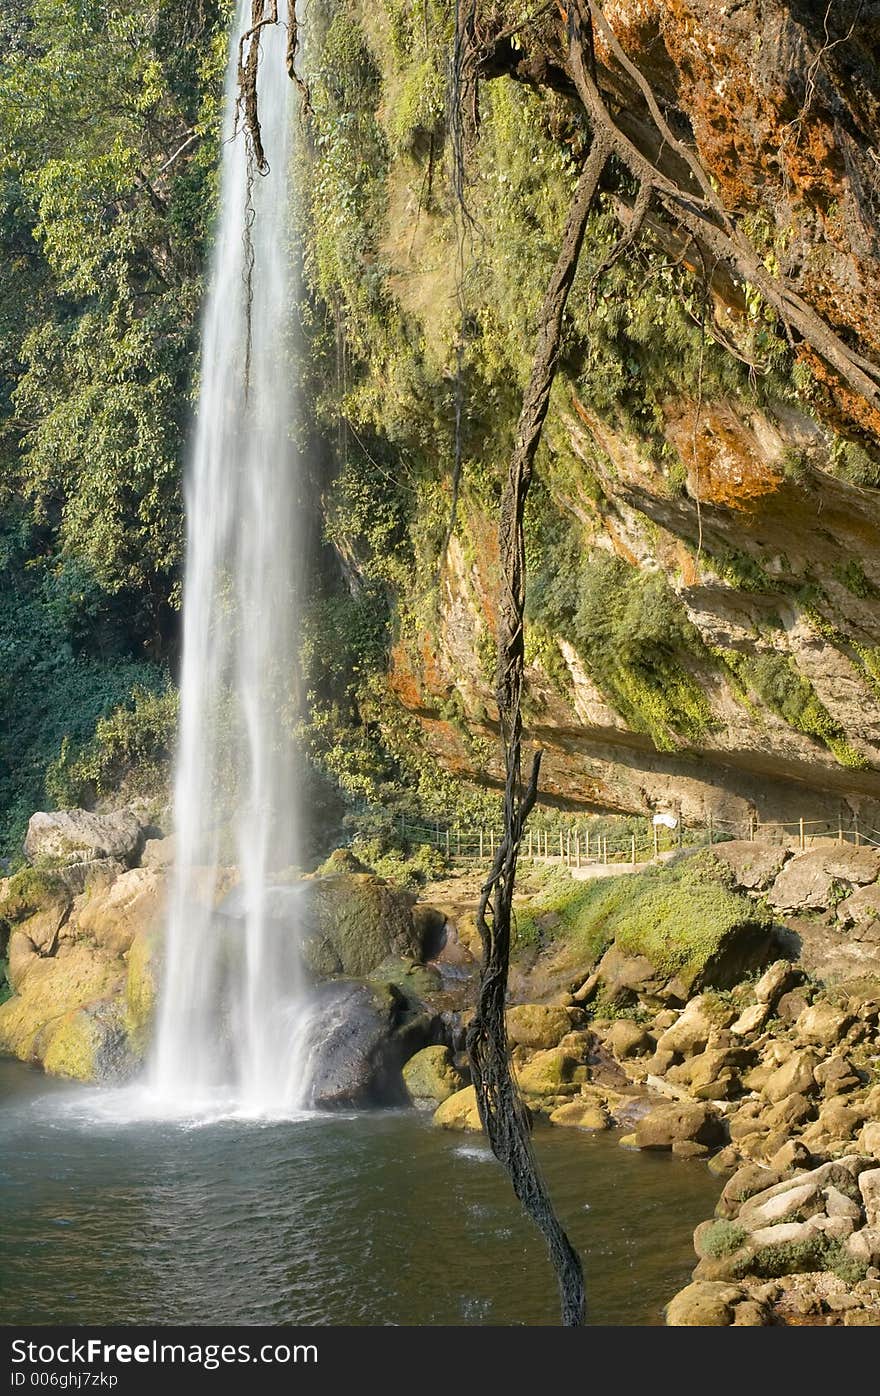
<box><xmin>306</xmin><ymin>2</ymin><xmax>880</xmax><ymax>833</ymax></box>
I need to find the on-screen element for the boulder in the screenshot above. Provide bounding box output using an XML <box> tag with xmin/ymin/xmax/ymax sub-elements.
<box><xmin>402</xmin><ymin>1045</ymin><xmax>463</xmax><ymax>1106</ymax></box>
<box><xmin>24</xmin><ymin>809</ymin><xmax>145</xmax><ymax>868</ymax></box>
<box><xmin>298</xmin><ymin>875</ymin><xmax>422</xmax><ymax>978</ymax></box>
<box><xmin>717</xmin><ymin>1164</ymin><xmax>784</xmax><ymax>1218</ymax></box>
<box><xmin>75</xmin><ymin>867</ymin><xmax>165</xmax><ymax>958</ymax></box>
<box><xmin>141</xmin><ymin>836</ymin><xmax>176</xmax><ymax>870</ymax></box>
<box><xmin>665</xmin><ymin>1281</ymin><xmax>753</xmax><ymax>1326</ymax></box>
<box><xmin>730</xmin><ymin>1002</ymin><xmax>769</xmax><ymax>1036</ymax></box>
<box><xmin>603</xmin><ymin>1019</ymin><xmax>654</xmax><ymax>1059</ymax></box>
<box><xmin>549</xmin><ymin>1099</ymin><xmax>610</xmax><ymax>1130</ymax></box>
<box><xmin>657</xmin><ymin>996</ymin><xmax>732</xmax><ymax>1057</ymax></box>
<box><xmin>635</xmin><ymin>1100</ymin><xmax>724</xmax><ymax>1151</ymax></box>
<box><xmin>711</xmin><ymin>841</ymin><xmax>789</xmax><ymax>890</ymax></box>
<box><xmin>506</xmin><ymin>1003</ymin><xmax>577</xmax><ymax>1050</ymax></box>
<box><xmin>738</xmin><ymin>1179</ymin><xmax>822</xmax><ymax>1228</ymax></box>
<box><xmin>768</xmin><ymin>846</ymin><xmax>880</xmax><ymax>913</ymax></box>
<box><xmin>305</xmin><ymin>980</ymin><xmax>434</xmax><ymax>1108</ymax></box>
<box><xmin>686</xmin><ymin>1047</ymin><xmax>747</xmax><ymax>1101</ymax></box>
<box><xmin>794</xmin><ymin>1001</ymin><xmax>853</xmax><ymax>1048</ymax></box>
<box><xmin>847</xmin><ymin>1227</ymin><xmax>880</xmax><ymax>1267</ymax></box>
<box><xmin>777</xmin><ymin>987</ymin><xmax>812</xmax><ymax>1022</ymax></box>
<box><xmin>433</xmin><ymin>1085</ymin><xmax>482</xmax><ymax>1132</ymax></box>
<box><xmin>516</xmin><ymin>1043</ymin><xmax>581</xmax><ymax>1096</ymax></box>
<box><xmin>41</xmin><ymin>999</ymin><xmax>132</xmax><ymax>1082</ymax></box>
<box><xmin>762</xmin><ymin>1048</ymin><xmax>820</xmax><ymax>1103</ymax></box>
<box><xmin>860</xmin><ymin>1168</ymin><xmax>880</xmax><ymax>1227</ymax></box>
<box><xmin>753</xmin><ymin>959</ymin><xmax>799</xmax><ymax>1006</ymax></box>
<box><xmin>859</xmin><ymin>1121</ymin><xmax>880</xmax><ymax>1159</ymax></box>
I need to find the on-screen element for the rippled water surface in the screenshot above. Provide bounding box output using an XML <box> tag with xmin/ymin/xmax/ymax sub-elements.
<box><xmin>0</xmin><ymin>1060</ymin><xmax>719</xmax><ymax>1325</ymax></box>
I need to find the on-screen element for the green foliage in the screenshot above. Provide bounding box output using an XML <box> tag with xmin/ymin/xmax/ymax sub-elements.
<box><xmin>346</xmin><ymin>834</ymin><xmax>447</xmax><ymax>892</ymax></box>
<box><xmin>0</xmin><ymin>518</ymin><xmax>168</xmax><ymax>857</ymax></box>
<box><xmin>749</xmin><ymin>1235</ymin><xmax>867</xmax><ymax>1284</ymax></box>
<box><xmin>1</xmin><ymin>0</ymin><xmax>230</xmax><ymax>603</ymax></box>
<box><xmin>529</xmin><ymin>535</ymin><xmax>715</xmax><ymax>749</ymax></box>
<box><xmin>46</xmin><ymin>684</ymin><xmax>177</xmax><ymax>809</ymax></box>
<box><xmin>746</xmin><ymin>652</ymin><xmax>867</xmax><ymax>768</ymax></box>
<box><xmin>700</xmin><ymin>1221</ymin><xmax>749</xmax><ymax>1259</ymax></box>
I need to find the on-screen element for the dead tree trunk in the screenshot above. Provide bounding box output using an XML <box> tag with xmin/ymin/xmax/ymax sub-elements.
<box><xmin>466</xmin><ymin>134</ymin><xmax>609</xmax><ymax>1329</ymax></box>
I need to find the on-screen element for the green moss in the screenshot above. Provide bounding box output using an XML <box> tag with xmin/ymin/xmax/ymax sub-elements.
<box><xmin>746</xmin><ymin>651</ymin><xmax>867</xmax><ymax>768</ymax></box>
<box><xmin>529</xmin><ymin>539</ymin><xmax>716</xmax><ymax>750</ymax></box>
<box><xmin>0</xmin><ymin>867</ymin><xmax>68</xmax><ymax>922</ymax></box>
<box><xmin>700</xmin><ymin>1220</ymin><xmax>749</xmax><ymax>1259</ymax></box>
<box><xmin>515</xmin><ymin>853</ymin><xmax>766</xmax><ymax>984</ymax></box>
<box><xmin>833</xmin><ymin>559</ymin><xmax>876</xmax><ymax>598</ymax></box>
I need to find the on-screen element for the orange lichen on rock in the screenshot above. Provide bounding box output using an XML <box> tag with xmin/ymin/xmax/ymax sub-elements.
<box><xmin>663</xmin><ymin>401</ymin><xmax>785</xmax><ymax>510</ymax></box>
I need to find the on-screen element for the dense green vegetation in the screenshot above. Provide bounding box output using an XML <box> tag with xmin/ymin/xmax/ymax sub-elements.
<box><xmin>0</xmin><ymin>0</ymin><xmax>229</xmax><ymax>855</ymax></box>
<box><xmin>1</xmin><ymin>0</ymin><xmax>877</xmax><ymax>860</ymax></box>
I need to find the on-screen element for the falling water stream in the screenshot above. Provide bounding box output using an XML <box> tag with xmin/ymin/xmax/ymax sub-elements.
<box><xmin>151</xmin><ymin>3</ymin><xmax>312</xmax><ymax>1116</ymax></box>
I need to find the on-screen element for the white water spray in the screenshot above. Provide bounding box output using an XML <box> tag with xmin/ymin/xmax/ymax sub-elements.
<box><xmin>151</xmin><ymin>4</ymin><xmax>312</xmax><ymax>1116</ymax></box>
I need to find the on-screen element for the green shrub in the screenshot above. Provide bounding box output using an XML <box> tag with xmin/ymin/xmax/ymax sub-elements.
<box><xmin>46</xmin><ymin>684</ymin><xmax>177</xmax><ymax>808</ymax></box>
<box><xmin>700</xmin><ymin>1221</ymin><xmax>749</xmax><ymax>1259</ymax></box>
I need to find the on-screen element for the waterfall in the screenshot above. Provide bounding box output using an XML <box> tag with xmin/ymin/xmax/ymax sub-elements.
<box><xmin>151</xmin><ymin>4</ymin><xmax>311</xmax><ymax>1116</ymax></box>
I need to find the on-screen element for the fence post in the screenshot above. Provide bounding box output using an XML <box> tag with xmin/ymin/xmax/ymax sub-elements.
<box><xmin>575</xmin><ymin>832</ymin><xmax>581</xmax><ymax>869</ymax></box>
<box><xmin>631</xmin><ymin>834</ymin><xmax>636</xmax><ymax>866</ymax></box>
<box><xmin>479</xmin><ymin>829</ymin><xmax>484</xmax><ymax>860</ymax></box>
<box><xmin>855</xmin><ymin>816</ymin><xmax>861</xmax><ymax>847</ymax></box>
<box><xmin>799</xmin><ymin>817</ymin><xmax>805</xmax><ymax>851</ymax></box>
<box><xmin>708</xmin><ymin>814</ymin><xmax>714</xmax><ymax>845</ymax></box>
<box><xmin>566</xmin><ymin>829</ymin><xmax>571</xmax><ymax>866</ymax></box>
<box><xmin>602</xmin><ymin>835</ymin><xmax>608</xmax><ymax>864</ymax></box>
<box><xmin>446</xmin><ymin>826</ymin><xmax>451</xmax><ymax>857</ymax></box>
<box><xmin>490</xmin><ymin>828</ymin><xmax>495</xmax><ymax>858</ymax></box>
<box><xmin>653</xmin><ymin>823</ymin><xmax>659</xmax><ymax>860</ymax></box>
<box><xmin>528</xmin><ymin>828</ymin><xmax>533</xmax><ymax>861</ymax></box>
<box><xmin>838</xmin><ymin>812</ymin><xmax>844</xmax><ymax>846</ymax></box>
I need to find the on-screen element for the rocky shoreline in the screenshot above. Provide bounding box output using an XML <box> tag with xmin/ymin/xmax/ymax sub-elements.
<box><xmin>3</xmin><ymin>811</ymin><xmax>880</xmax><ymax>1325</ymax></box>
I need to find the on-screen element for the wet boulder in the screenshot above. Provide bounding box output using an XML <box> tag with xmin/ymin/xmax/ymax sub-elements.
<box><xmin>306</xmin><ymin>979</ymin><xmax>435</xmax><ymax>1108</ymax></box>
<box><xmin>402</xmin><ymin>1044</ymin><xmax>464</xmax><ymax>1107</ymax></box>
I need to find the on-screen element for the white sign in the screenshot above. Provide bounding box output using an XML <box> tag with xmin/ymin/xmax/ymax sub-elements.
<box><xmin>652</xmin><ymin>813</ymin><xmax>678</xmax><ymax>829</ymax></box>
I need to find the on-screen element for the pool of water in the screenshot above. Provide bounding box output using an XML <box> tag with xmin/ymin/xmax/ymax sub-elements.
<box><xmin>0</xmin><ymin>1059</ymin><xmax>718</xmax><ymax>1326</ymax></box>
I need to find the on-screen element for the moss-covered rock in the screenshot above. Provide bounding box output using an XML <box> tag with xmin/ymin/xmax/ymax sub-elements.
<box><xmin>433</xmin><ymin>1085</ymin><xmax>482</xmax><ymax>1132</ymax></box>
<box><xmin>0</xmin><ymin>943</ymin><xmax>123</xmax><ymax>1064</ymax></box>
<box><xmin>41</xmin><ymin>999</ymin><xmax>132</xmax><ymax>1081</ymax></box>
<box><xmin>548</xmin><ymin>1098</ymin><xmax>610</xmax><ymax>1130</ymax></box>
<box><xmin>125</xmin><ymin>928</ymin><xmax>160</xmax><ymax>1058</ymax></box>
<box><xmin>299</xmin><ymin>873</ymin><xmax>421</xmax><ymax>978</ymax></box>
<box><xmin>516</xmin><ymin>1042</ymin><xmax>582</xmax><ymax>1096</ymax></box>
<box><xmin>506</xmin><ymin>1003</ymin><xmax>577</xmax><ymax>1050</ymax></box>
<box><xmin>402</xmin><ymin>1044</ymin><xmax>463</xmax><ymax>1106</ymax></box>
